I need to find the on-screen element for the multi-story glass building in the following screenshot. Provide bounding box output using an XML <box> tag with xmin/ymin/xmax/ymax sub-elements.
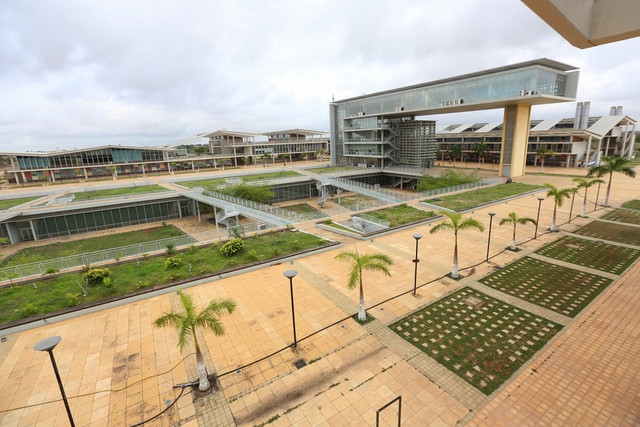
<box><xmin>330</xmin><ymin>59</ymin><xmax>579</xmax><ymax>176</ymax></box>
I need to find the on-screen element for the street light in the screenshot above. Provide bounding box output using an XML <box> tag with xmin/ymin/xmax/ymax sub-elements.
<box><xmin>34</xmin><ymin>336</ymin><xmax>75</xmax><ymax>427</ymax></box>
<box><xmin>535</xmin><ymin>197</ymin><xmax>544</xmax><ymax>239</ymax></box>
<box><xmin>412</xmin><ymin>234</ymin><xmax>422</xmax><ymax>296</ymax></box>
<box><xmin>568</xmin><ymin>187</ymin><xmax>578</xmax><ymax>223</ymax></box>
<box><xmin>283</xmin><ymin>270</ymin><xmax>298</xmax><ymax>349</ymax></box>
<box><xmin>486</xmin><ymin>212</ymin><xmax>496</xmax><ymax>261</ymax></box>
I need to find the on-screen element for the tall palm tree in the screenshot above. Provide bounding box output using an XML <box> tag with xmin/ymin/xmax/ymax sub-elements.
<box><xmin>447</xmin><ymin>145</ymin><xmax>462</xmax><ymax>168</ymax></box>
<box><xmin>473</xmin><ymin>141</ymin><xmax>489</xmax><ymax>168</ymax></box>
<box><xmin>242</xmin><ymin>157</ymin><xmax>249</xmax><ymax>168</ymax></box>
<box><xmin>536</xmin><ymin>147</ymin><xmax>555</xmax><ymax>173</ymax></box>
<box><xmin>153</xmin><ymin>288</ymin><xmax>236</xmax><ymax>391</ymax></box>
<box><xmin>499</xmin><ymin>212</ymin><xmax>537</xmax><ymax>250</ymax></box>
<box><xmin>429</xmin><ymin>211</ymin><xmax>484</xmax><ymax>279</ymax></box>
<box><xmin>572</xmin><ymin>177</ymin><xmax>605</xmax><ymax>216</ymax></box>
<box><xmin>587</xmin><ymin>156</ymin><xmax>637</xmax><ymax>207</ymax></box>
<box><xmin>544</xmin><ymin>183</ymin><xmax>572</xmax><ymax>231</ymax></box>
<box><xmin>334</xmin><ymin>249</ymin><xmax>393</xmax><ymax>321</ymax></box>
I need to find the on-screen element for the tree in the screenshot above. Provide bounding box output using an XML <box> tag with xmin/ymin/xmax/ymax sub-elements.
<box><xmin>536</xmin><ymin>147</ymin><xmax>555</xmax><ymax>173</ymax></box>
<box><xmin>572</xmin><ymin>177</ymin><xmax>605</xmax><ymax>216</ymax></box>
<box><xmin>170</xmin><ymin>162</ymin><xmax>178</xmax><ymax>175</ymax></box>
<box><xmin>74</xmin><ymin>168</ymin><xmax>83</xmax><ymax>182</ymax></box>
<box><xmin>473</xmin><ymin>141</ymin><xmax>490</xmax><ymax>168</ymax></box>
<box><xmin>544</xmin><ymin>183</ymin><xmax>572</xmax><ymax>231</ymax></box>
<box><xmin>301</xmin><ymin>150</ymin><xmax>308</xmax><ymax>162</ymax></box>
<box><xmin>429</xmin><ymin>211</ymin><xmax>484</xmax><ymax>278</ymax></box>
<box><xmin>261</xmin><ymin>152</ymin><xmax>271</xmax><ymax>165</ymax></box>
<box><xmin>499</xmin><ymin>212</ymin><xmax>537</xmax><ymax>251</ymax></box>
<box><xmin>242</xmin><ymin>157</ymin><xmax>249</xmax><ymax>168</ymax></box>
<box><xmin>195</xmin><ymin>161</ymin><xmax>204</xmax><ymax>171</ymax></box>
<box><xmin>587</xmin><ymin>156</ymin><xmax>637</xmax><ymax>207</ymax></box>
<box><xmin>334</xmin><ymin>249</ymin><xmax>393</xmax><ymax>321</ymax></box>
<box><xmin>106</xmin><ymin>166</ymin><xmax>117</xmax><ymax>180</ymax></box>
<box><xmin>153</xmin><ymin>288</ymin><xmax>236</xmax><ymax>391</ymax></box>
<box><xmin>447</xmin><ymin>145</ymin><xmax>462</xmax><ymax>168</ymax></box>
<box><xmin>317</xmin><ymin>148</ymin><xmax>326</xmax><ymax>159</ymax></box>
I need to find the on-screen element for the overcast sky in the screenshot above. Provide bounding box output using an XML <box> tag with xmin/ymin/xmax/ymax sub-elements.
<box><xmin>1</xmin><ymin>0</ymin><xmax>639</xmax><ymax>152</ymax></box>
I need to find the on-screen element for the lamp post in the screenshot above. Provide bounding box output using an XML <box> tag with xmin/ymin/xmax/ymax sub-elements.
<box><xmin>535</xmin><ymin>197</ymin><xmax>544</xmax><ymax>239</ymax></box>
<box><xmin>412</xmin><ymin>234</ymin><xmax>422</xmax><ymax>296</ymax></box>
<box><xmin>594</xmin><ymin>181</ymin><xmax>601</xmax><ymax>212</ymax></box>
<box><xmin>34</xmin><ymin>336</ymin><xmax>75</xmax><ymax>427</ymax></box>
<box><xmin>568</xmin><ymin>187</ymin><xmax>578</xmax><ymax>223</ymax></box>
<box><xmin>486</xmin><ymin>212</ymin><xmax>496</xmax><ymax>261</ymax></box>
<box><xmin>283</xmin><ymin>270</ymin><xmax>298</xmax><ymax>349</ymax></box>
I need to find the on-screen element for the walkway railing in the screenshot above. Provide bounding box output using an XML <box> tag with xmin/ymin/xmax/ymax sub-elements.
<box><xmin>201</xmin><ymin>188</ymin><xmax>301</xmax><ymax>223</ymax></box>
<box><xmin>353</xmin><ymin>213</ymin><xmax>390</xmax><ymax>228</ymax></box>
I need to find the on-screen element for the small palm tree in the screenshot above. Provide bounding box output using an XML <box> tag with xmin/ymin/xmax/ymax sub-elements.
<box><xmin>301</xmin><ymin>150</ymin><xmax>308</xmax><ymax>162</ymax></box>
<box><xmin>544</xmin><ymin>183</ymin><xmax>572</xmax><ymax>231</ymax></box>
<box><xmin>153</xmin><ymin>288</ymin><xmax>236</xmax><ymax>391</ymax></box>
<box><xmin>572</xmin><ymin>177</ymin><xmax>605</xmax><ymax>216</ymax></box>
<box><xmin>587</xmin><ymin>156</ymin><xmax>637</xmax><ymax>207</ymax></box>
<box><xmin>429</xmin><ymin>211</ymin><xmax>484</xmax><ymax>279</ymax></box>
<box><xmin>261</xmin><ymin>152</ymin><xmax>271</xmax><ymax>165</ymax></box>
<box><xmin>169</xmin><ymin>162</ymin><xmax>177</xmax><ymax>175</ymax></box>
<box><xmin>473</xmin><ymin>141</ymin><xmax>490</xmax><ymax>168</ymax></box>
<box><xmin>242</xmin><ymin>157</ymin><xmax>249</xmax><ymax>168</ymax></box>
<box><xmin>334</xmin><ymin>249</ymin><xmax>393</xmax><ymax>321</ymax></box>
<box><xmin>499</xmin><ymin>212</ymin><xmax>537</xmax><ymax>250</ymax></box>
<box><xmin>106</xmin><ymin>166</ymin><xmax>117</xmax><ymax>180</ymax></box>
<box><xmin>447</xmin><ymin>145</ymin><xmax>462</xmax><ymax>168</ymax></box>
<box><xmin>536</xmin><ymin>147</ymin><xmax>555</xmax><ymax>173</ymax></box>
<box><xmin>317</xmin><ymin>148</ymin><xmax>326</xmax><ymax>159</ymax></box>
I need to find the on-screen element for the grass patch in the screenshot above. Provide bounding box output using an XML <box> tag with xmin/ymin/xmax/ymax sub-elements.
<box><xmin>281</xmin><ymin>203</ymin><xmax>319</xmax><ymax>214</ymax></box>
<box><xmin>417</xmin><ymin>169</ymin><xmax>480</xmax><ymax>192</ymax></box>
<box><xmin>599</xmin><ymin>209</ymin><xmax>640</xmax><ymax>225</ymax></box>
<box><xmin>622</xmin><ymin>200</ymin><xmax>640</xmax><ymax>210</ymax></box>
<box><xmin>367</xmin><ymin>204</ymin><xmax>437</xmax><ymax>226</ymax></box>
<box><xmin>179</xmin><ymin>171</ymin><xmax>301</xmax><ymax>188</ymax></box>
<box><xmin>535</xmin><ymin>235</ymin><xmax>640</xmax><ymax>275</ymax></box>
<box><xmin>0</xmin><ymin>230</ymin><xmax>329</xmax><ymax>324</ymax></box>
<box><xmin>391</xmin><ymin>287</ymin><xmax>562</xmax><ymax>394</ymax></box>
<box><xmin>425</xmin><ymin>183</ymin><xmax>543</xmax><ymax>211</ymax></box>
<box><xmin>313</xmin><ymin>166</ymin><xmax>359</xmax><ymax>174</ymax></box>
<box><xmin>321</xmin><ymin>220</ymin><xmax>359</xmax><ymax>234</ymax></box>
<box><xmin>479</xmin><ymin>257</ymin><xmax>612</xmax><ymax>317</ymax></box>
<box><xmin>573</xmin><ymin>220</ymin><xmax>640</xmax><ymax>246</ymax></box>
<box><xmin>338</xmin><ymin>194</ymin><xmax>376</xmax><ymax>207</ymax></box>
<box><xmin>351</xmin><ymin>313</ymin><xmax>375</xmax><ymax>325</ymax></box>
<box><xmin>72</xmin><ymin>185</ymin><xmax>168</xmax><ymax>200</ymax></box>
<box><xmin>0</xmin><ymin>197</ymin><xmax>40</xmax><ymax>210</ymax></box>
<box><xmin>0</xmin><ymin>226</ymin><xmax>184</xmax><ymax>267</ymax></box>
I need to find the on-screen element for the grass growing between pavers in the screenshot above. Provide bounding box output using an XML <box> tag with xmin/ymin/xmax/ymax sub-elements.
<box><xmin>573</xmin><ymin>220</ymin><xmax>640</xmax><ymax>246</ymax></box>
<box><xmin>622</xmin><ymin>200</ymin><xmax>640</xmax><ymax>210</ymax></box>
<box><xmin>599</xmin><ymin>209</ymin><xmax>640</xmax><ymax>226</ymax></box>
<box><xmin>0</xmin><ymin>230</ymin><xmax>330</xmax><ymax>325</ymax></box>
<box><xmin>535</xmin><ymin>235</ymin><xmax>640</xmax><ymax>275</ymax></box>
<box><xmin>0</xmin><ymin>226</ymin><xmax>185</xmax><ymax>267</ymax></box>
<box><xmin>391</xmin><ymin>287</ymin><xmax>562</xmax><ymax>394</ymax></box>
<box><xmin>178</xmin><ymin>171</ymin><xmax>301</xmax><ymax>188</ymax></box>
<box><xmin>479</xmin><ymin>257</ymin><xmax>612</xmax><ymax>317</ymax></box>
<box><xmin>72</xmin><ymin>185</ymin><xmax>168</xmax><ymax>200</ymax></box>
<box><xmin>0</xmin><ymin>197</ymin><xmax>40</xmax><ymax>210</ymax></box>
<box><xmin>366</xmin><ymin>204</ymin><xmax>437</xmax><ymax>226</ymax></box>
<box><xmin>425</xmin><ymin>183</ymin><xmax>543</xmax><ymax>211</ymax></box>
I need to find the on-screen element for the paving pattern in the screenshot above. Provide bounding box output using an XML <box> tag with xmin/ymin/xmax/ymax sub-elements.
<box><xmin>599</xmin><ymin>208</ymin><xmax>640</xmax><ymax>225</ymax></box>
<box><xmin>573</xmin><ymin>220</ymin><xmax>640</xmax><ymax>246</ymax></box>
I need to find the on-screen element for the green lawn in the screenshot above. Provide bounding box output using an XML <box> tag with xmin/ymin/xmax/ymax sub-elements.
<box><xmin>425</xmin><ymin>183</ymin><xmax>543</xmax><ymax>211</ymax></box>
<box><xmin>479</xmin><ymin>257</ymin><xmax>612</xmax><ymax>317</ymax></box>
<box><xmin>535</xmin><ymin>235</ymin><xmax>640</xmax><ymax>275</ymax></box>
<box><xmin>338</xmin><ymin>194</ymin><xmax>376</xmax><ymax>205</ymax></box>
<box><xmin>367</xmin><ymin>204</ymin><xmax>437</xmax><ymax>226</ymax></box>
<box><xmin>391</xmin><ymin>287</ymin><xmax>562</xmax><ymax>394</ymax></box>
<box><xmin>73</xmin><ymin>185</ymin><xmax>168</xmax><ymax>200</ymax></box>
<box><xmin>0</xmin><ymin>226</ymin><xmax>184</xmax><ymax>267</ymax></box>
<box><xmin>573</xmin><ymin>220</ymin><xmax>640</xmax><ymax>246</ymax></box>
<box><xmin>179</xmin><ymin>171</ymin><xmax>301</xmax><ymax>189</ymax></box>
<box><xmin>600</xmin><ymin>209</ymin><xmax>640</xmax><ymax>225</ymax></box>
<box><xmin>0</xmin><ymin>197</ymin><xmax>40</xmax><ymax>210</ymax></box>
<box><xmin>0</xmin><ymin>230</ymin><xmax>330</xmax><ymax>324</ymax></box>
<box><xmin>622</xmin><ymin>200</ymin><xmax>640</xmax><ymax>210</ymax></box>
<box><xmin>321</xmin><ymin>220</ymin><xmax>359</xmax><ymax>234</ymax></box>
<box><xmin>313</xmin><ymin>166</ymin><xmax>359</xmax><ymax>174</ymax></box>
<box><xmin>281</xmin><ymin>203</ymin><xmax>319</xmax><ymax>214</ymax></box>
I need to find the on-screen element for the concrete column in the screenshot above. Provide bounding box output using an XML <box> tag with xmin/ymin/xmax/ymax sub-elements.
<box><xmin>499</xmin><ymin>104</ymin><xmax>531</xmax><ymax>177</ymax></box>
<box><xmin>50</xmin><ymin>170</ymin><xmax>56</xmax><ymax>182</ymax></box>
<box><xmin>83</xmin><ymin>168</ymin><xmax>88</xmax><ymax>179</ymax></box>
<box><xmin>605</xmin><ymin>137</ymin><xmax>611</xmax><ymax>157</ymax></box>
<box><xmin>141</xmin><ymin>164</ymin><xmax>146</xmax><ymax>176</ymax></box>
<box><xmin>21</xmin><ymin>171</ymin><xmax>26</xmax><ymax>183</ymax></box>
<box><xmin>628</xmin><ymin>123</ymin><xmax>637</xmax><ymax>158</ymax></box>
<box><xmin>596</xmin><ymin>139</ymin><xmax>603</xmax><ymax>165</ymax></box>
<box><xmin>585</xmin><ymin>136</ymin><xmax>592</xmax><ymax>165</ymax></box>
<box><xmin>29</xmin><ymin>220</ymin><xmax>38</xmax><ymax>241</ymax></box>
<box><xmin>6</xmin><ymin>223</ymin><xmax>20</xmax><ymax>244</ymax></box>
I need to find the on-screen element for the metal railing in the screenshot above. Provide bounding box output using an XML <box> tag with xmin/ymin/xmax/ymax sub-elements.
<box><xmin>201</xmin><ymin>188</ymin><xmax>302</xmax><ymax>222</ymax></box>
<box><xmin>419</xmin><ymin>177</ymin><xmax>502</xmax><ymax>199</ymax></box>
<box><xmin>353</xmin><ymin>213</ymin><xmax>390</xmax><ymax>228</ymax></box>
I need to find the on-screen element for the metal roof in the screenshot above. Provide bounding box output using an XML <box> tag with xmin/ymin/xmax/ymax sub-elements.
<box><xmin>200</xmin><ymin>130</ymin><xmax>259</xmax><ymax>138</ymax></box>
<box><xmin>449</xmin><ymin>124</ymin><xmax>475</xmax><ymax>133</ymax></box>
<box><xmin>530</xmin><ymin>118</ymin><xmax>563</xmax><ymax>131</ymax></box>
<box><xmin>262</xmin><ymin>129</ymin><xmax>327</xmax><ymax>136</ymax></box>
<box><xmin>475</xmin><ymin>122</ymin><xmax>502</xmax><ymax>133</ymax></box>
<box><xmin>0</xmin><ymin>145</ymin><xmax>168</xmax><ymax>157</ymax></box>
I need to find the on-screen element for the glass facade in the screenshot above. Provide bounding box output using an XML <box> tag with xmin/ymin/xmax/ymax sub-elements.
<box><xmin>15</xmin><ymin>147</ymin><xmax>164</xmax><ymax>170</ymax></box>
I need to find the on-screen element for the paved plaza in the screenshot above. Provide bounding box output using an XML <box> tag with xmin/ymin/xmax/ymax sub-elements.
<box><xmin>0</xmin><ymin>165</ymin><xmax>639</xmax><ymax>426</ymax></box>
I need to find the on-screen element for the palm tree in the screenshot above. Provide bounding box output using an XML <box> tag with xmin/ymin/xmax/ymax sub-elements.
<box><xmin>473</xmin><ymin>141</ymin><xmax>489</xmax><ymax>168</ymax></box>
<box><xmin>544</xmin><ymin>183</ymin><xmax>572</xmax><ymax>231</ymax></box>
<box><xmin>301</xmin><ymin>150</ymin><xmax>308</xmax><ymax>162</ymax></box>
<box><xmin>169</xmin><ymin>162</ymin><xmax>178</xmax><ymax>175</ymax></box>
<box><xmin>106</xmin><ymin>166</ymin><xmax>117</xmax><ymax>180</ymax></box>
<box><xmin>334</xmin><ymin>249</ymin><xmax>393</xmax><ymax>321</ymax></box>
<box><xmin>587</xmin><ymin>156</ymin><xmax>637</xmax><ymax>207</ymax></box>
<box><xmin>572</xmin><ymin>177</ymin><xmax>605</xmax><ymax>216</ymax></box>
<box><xmin>429</xmin><ymin>211</ymin><xmax>484</xmax><ymax>279</ymax></box>
<box><xmin>536</xmin><ymin>147</ymin><xmax>555</xmax><ymax>173</ymax></box>
<box><xmin>242</xmin><ymin>157</ymin><xmax>249</xmax><ymax>168</ymax></box>
<box><xmin>317</xmin><ymin>148</ymin><xmax>326</xmax><ymax>159</ymax></box>
<box><xmin>447</xmin><ymin>145</ymin><xmax>462</xmax><ymax>168</ymax></box>
<box><xmin>261</xmin><ymin>152</ymin><xmax>271</xmax><ymax>165</ymax></box>
<box><xmin>499</xmin><ymin>212</ymin><xmax>537</xmax><ymax>250</ymax></box>
<box><xmin>153</xmin><ymin>288</ymin><xmax>236</xmax><ymax>391</ymax></box>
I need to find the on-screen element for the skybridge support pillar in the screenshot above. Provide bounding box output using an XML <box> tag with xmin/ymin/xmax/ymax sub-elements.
<box><xmin>499</xmin><ymin>104</ymin><xmax>531</xmax><ymax>177</ymax></box>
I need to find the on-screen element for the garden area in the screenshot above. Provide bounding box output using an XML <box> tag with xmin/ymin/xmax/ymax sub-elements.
<box><xmin>621</xmin><ymin>200</ymin><xmax>640</xmax><ymax>210</ymax></box>
<box><xmin>367</xmin><ymin>204</ymin><xmax>438</xmax><ymax>226</ymax></box>
<box><xmin>0</xmin><ymin>225</ymin><xmax>184</xmax><ymax>267</ymax></box>
<box><xmin>479</xmin><ymin>257</ymin><xmax>612</xmax><ymax>317</ymax></box>
<box><xmin>417</xmin><ymin>169</ymin><xmax>480</xmax><ymax>192</ymax></box>
<box><xmin>534</xmin><ymin>235</ymin><xmax>640</xmax><ymax>275</ymax></box>
<box><xmin>0</xmin><ymin>229</ymin><xmax>330</xmax><ymax>325</ymax></box>
<box><xmin>572</xmin><ymin>220</ymin><xmax>640</xmax><ymax>246</ymax></box>
<box><xmin>424</xmin><ymin>183</ymin><xmax>543</xmax><ymax>211</ymax></box>
<box><xmin>280</xmin><ymin>203</ymin><xmax>322</xmax><ymax>214</ymax></box>
<box><xmin>0</xmin><ymin>196</ymin><xmax>40</xmax><ymax>210</ymax></box>
<box><xmin>72</xmin><ymin>185</ymin><xmax>168</xmax><ymax>200</ymax></box>
<box><xmin>391</xmin><ymin>287</ymin><xmax>562</xmax><ymax>394</ymax></box>
<box><xmin>599</xmin><ymin>209</ymin><xmax>640</xmax><ymax>226</ymax></box>
<box><xmin>313</xmin><ymin>166</ymin><xmax>359</xmax><ymax>174</ymax></box>
<box><xmin>178</xmin><ymin>171</ymin><xmax>301</xmax><ymax>189</ymax></box>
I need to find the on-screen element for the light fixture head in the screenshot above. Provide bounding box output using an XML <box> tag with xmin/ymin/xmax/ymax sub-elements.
<box><xmin>537</xmin><ymin>197</ymin><xmax>545</xmax><ymax>201</ymax></box>
<box><xmin>488</xmin><ymin>212</ymin><xmax>496</xmax><ymax>217</ymax></box>
<box><xmin>283</xmin><ymin>270</ymin><xmax>298</xmax><ymax>279</ymax></box>
<box><xmin>412</xmin><ymin>233</ymin><xmax>423</xmax><ymax>241</ymax></box>
<box><xmin>34</xmin><ymin>336</ymin><xmax>61</xmax><ymax>352</ymax></box>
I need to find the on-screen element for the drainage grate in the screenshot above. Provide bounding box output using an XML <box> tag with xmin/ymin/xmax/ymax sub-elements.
<box><xmin>293</xmin><ymin>359</ymin><xmax>307</xmax><ymax>370</ymax></box>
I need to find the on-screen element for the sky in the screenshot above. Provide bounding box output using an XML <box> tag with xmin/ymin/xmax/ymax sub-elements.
<box><xmin>1</xmin><ymin>0</ymin><xmax>639</xmax><ymax>152</ymax></box>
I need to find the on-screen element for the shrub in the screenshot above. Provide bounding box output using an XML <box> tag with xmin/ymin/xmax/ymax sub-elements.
<box><xmin>0</xmin><ymin>237</ymin><xmax>9</xmax><ymax>246</ymax></box>
<box><xmin>218</xmin><ymin>184</ymin><xmax>274</xmax><ymax>204</ymax></box>
<box><xmin>164</xmin><ymin>256</ymin><xmax>182</xmax><ymax>270</ymax></box>
<box><xmin>165</xmin><ymin>243</ymin><xmax>176</xmax><ymax>256</ymax></box>
<box><xmin>42</xmin><ymin>267</ymin><xmax>59</xmax><ymax>277</ymax></box>
<box><xmin>66</xmin><ymin>293</ymin><xmax>84</xmax><ymax>307</ymax></box>
<box><xmin>19</xmin><ymin>303</ymin><xmax>38</xmax><ymax>319</ymax></box>
<box><xmin>83</xmin><ymin>268</ymin><xmax>111</xmax><ymax>286</ymax></box>
<box><xmin>231</xmin><ymin>226</ymin><xmax>245</xmax><ymax>239</ymax></box>
<box><xmin>246</xmin><ymin>250</ymin><xmax>259</xmax><ymax>261</ymax></box>
<box><xmin>220</xmin><ymin>238</ymin><xmax>244</xmax><ymax>256</ymax></box>
<box><xmin>270</xmin><ymin>248</ymin><xmax>281</xmax><ymax>257</ymax></box>
<box><xmin>290</xmin><ymin>240</ymin><xmax>302</xmax><ymax>251</ymax></box>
